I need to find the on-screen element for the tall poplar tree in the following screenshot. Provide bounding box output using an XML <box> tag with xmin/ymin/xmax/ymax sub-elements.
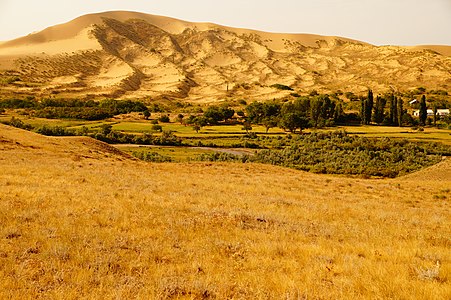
<box><xmin>433</xmin><ymin>105</ymin><xmax>438</xmax><ymax>126</ymax></box>
<box><xmin>393</xmin><ymin>96</ymin><xmax>398</xmax><ymax>126</ymax></box>
<box><xmin>365</xmin><ymin>90</ymin><xmax>374</xmax><ymax>125</ymax></box>
<box><xmin>419</xmin><ymin>95</ymin><xmax>427</xmax><ymax>125</ymax></box>
<box><xmin>373</xmin><ymin>95</ymin><xmax>386</xmax><ymax>124</ymax></box>
<box><xmin>360</xmin><ymin>97</ymin><xmax>366</xmax><ymax>125</ymax></box>
<box><xmin>397</xmin><ymin>98</ymin><xmax>403</xmax><ymax>127</ymax></box>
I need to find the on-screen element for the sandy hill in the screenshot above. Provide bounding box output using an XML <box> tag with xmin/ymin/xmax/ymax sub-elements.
<box><xmin>0</xmin><ymin>123</ymin><xmax>132</xmax><ymax>161</ymax></box>
<box><xmin>0</xmin><ymin>11</ymin><xmax>450</xmax><ymax>102</ymax></box>
<box><xmin>399</xmin><ymin>157</ymin><xmax>451</xmax><ymax>182</ymax></box>
<box><xmin>1</xmin><ymin>124</ymin><xmax>450</xmax><ymax>298</ymax></box>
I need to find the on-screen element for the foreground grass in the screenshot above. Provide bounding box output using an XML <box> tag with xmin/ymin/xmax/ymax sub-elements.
<box><xmin>0</xmin><ymin>124</ymin><xmax>450</xmax><ymax>299</ymax></box>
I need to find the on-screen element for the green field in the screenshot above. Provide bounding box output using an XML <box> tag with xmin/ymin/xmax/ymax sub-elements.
<box><xmin>332</xmin><ymin>125</ymin><xmax>451</xmax><ymax>145</ymax></box>
<box><xmin>115</xmin><ymin>145</ymin><xmax>254</xmax><ymax>162</ymax></box>
<box><xmin>1</xmin><ymin>111</ymin><xmax>451</xmax><ymax>146</ymax></box>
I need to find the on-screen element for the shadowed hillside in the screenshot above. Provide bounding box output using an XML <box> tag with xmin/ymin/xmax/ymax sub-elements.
<box><xmin>0</xmin><ymin>123</ymin><xmax>450</xmax><ymax>298</ymax></box>
<box><xmin>0</xmin><ymin>11</ymin><xmax>450</xmax><ymax>102</ymax></box>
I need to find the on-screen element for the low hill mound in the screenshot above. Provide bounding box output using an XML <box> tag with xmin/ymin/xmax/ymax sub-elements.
<box><xmin>0</xmin><ymin>123</ymin><xmax>133</xmax><ymax>161</ymax></box>
<box><xmin>399</xmin><ymin>157</ymin><xmax>451</xmax><ymax>182</ymax></box>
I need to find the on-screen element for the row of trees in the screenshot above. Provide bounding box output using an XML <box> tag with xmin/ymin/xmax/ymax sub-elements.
<box><xmin>182</xmin><ymin>95</ymin><xmax>345</xmax><ymax>133</ymax></box>
<box><xmin>360</xmin><ymin>91</ymin><xmax>431</xmax><ymax>126</ymax></box>
<box><xmin>245</xmin><ymin>95</ymin><xmax>344</xmax><ymax>133</ymax></box>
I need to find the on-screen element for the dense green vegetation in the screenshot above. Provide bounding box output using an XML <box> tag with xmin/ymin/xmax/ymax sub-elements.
<box><xmin>252</xmin><ymin>131</ymin><xmax>449</xmax><ymax>177</ymax></box>
<box><xmin>0</xmin><ymin>98</ymin><xmax>148</xmax><ymax>120</ymax></box>
<box><xmin>1</xmin><ymin>87</ymin><xmax>450</xmax><ymax>178</ymax></box>
<box><xmin>194</xmin><ymin>131</ymin><xmax>450</xmax><ymax>177</ymax></box>
<box><xmin>270</xmin><ymin>83</ymin><xmax>294</xmax><ymax>91</ymax></box>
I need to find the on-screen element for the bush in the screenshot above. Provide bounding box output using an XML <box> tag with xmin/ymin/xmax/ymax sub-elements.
<box><xmin>151</xmin><ymin>124</ymin><xmax>163</xmax><ymax>132</ymax></box>
<box><xmin>34</xmin><ymin>125</ymin><xmax>75</xmax><ymax>136</ymax></box>
<box><xmin>251</xmin><ymin>132</ymin><xmax>449</xmax><ymax>178</ymax></box>
<box><xmin>2</xmin><ymin>117</ymin><xmax>33</xmax><ymax>130</ymax></box>
<box><xmin>194</xmin><ymin>152</ymin><xmax>249</xmax><ymax>163</ymax></box>
<box><xmin>270</xmin><ymin>84</ymin><xmax>293</xmax><ymax>91</ymax></box>
<box><xmin>158</xmin><ymin>115</ymin><xmax>170</xmax><ymax>123</ymax></box>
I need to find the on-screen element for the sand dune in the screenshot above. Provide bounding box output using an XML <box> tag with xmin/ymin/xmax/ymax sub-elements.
<box><xmin>0</xmin><ymin>11</ymin><xmax>450</xmax><ymax>101</ymax></box>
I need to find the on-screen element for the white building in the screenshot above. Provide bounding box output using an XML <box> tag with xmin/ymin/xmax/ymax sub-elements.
<box><xmin>412</xmin><ymin>109</ymin><xmax>450</xmax><ymax>117</ymax></box>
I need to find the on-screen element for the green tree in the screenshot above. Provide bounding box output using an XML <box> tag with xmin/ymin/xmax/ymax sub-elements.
<box><xmin>158</xmin><ymin>115</ymin><xmax>170</xmax><ymax>123</ymax></box>
<box><xmin>393</xmin><ymin>96</ymin><xmax>398</xmax><ymax>126</ymax></box>
<box><xmin>204</xmin><ymin>106</ymin><xmax>224</xmax><ymax>125</ymax></box>
<box><xmin>433</xmin><ymin>105</ymin><xmax>438</xmax><ymax>126</ymax></box>
<box><xmin>389</xmin><ymin>94</ymin><xmax>395</xmax><ymax>125</ymax></box>
<box><xmin>193</xmin><ymin>124</ymin><xmax>201</xmax><ymax>133</ymax></box>
<box><xmin>364</xmin><ymin>90</ymin><xmax>374</xmax><ymax>125</ymax></box>
<box><xmin>419</xmin><ymin>95</ymin><xmax>427</xmax><ymax>125</ymax></box>
<box><xmin>310</xmin><ymin>97</ymin><xmax>323</xmax><ymax>127</ymax></box>
<box><xmin>177</xmin><ymin>113</ymin><xmax>184</xmax><ymax>124</ymax></box>
<box><xmin>279</xmin><ymin>113</ymin><xmax>309</xmax><ymax>133</ymax></box>
<box><xmin>360</xmin><ymin>97</ymin><xmax>366</xmax><ymax>124</ymax></box>
<box><xmin>397</xmin><ymin>98</ymin><xmax>403</xmax><ymax>127</ymax></box>
<box><xmin>220</xmin><ymin>107</ymin><xmax>235</xmax><ymax>121</ymax></box>
<box><xmin>242</xmin><ymin>121</ymin><xmax>252</xmax><ymax>133</ymax></box>
<box><xmin>143</xmin><ymin>110</ymin><xmax>151</xmax><ymax>120</ymax></box>
<box><xmin>373</xmin><ymin>96</ymin><xmax>386</xmax><ymax>124</ymax></box>
<box><xmin>245</xmin><ymin>102</ymin><xmax>265</xmax><ymax>124</ymax></box>
<box><xmin>333</xmin><ymin>102</ymin><xmax>344</xmax><ymax>123</ymax></box>
<box><xmin>262</xmin><ymin>116</ymin><xmax>279</xmax><ymax>133</ymax></box>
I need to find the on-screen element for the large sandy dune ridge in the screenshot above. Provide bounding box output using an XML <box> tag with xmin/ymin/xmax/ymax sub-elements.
<box><xmin>0</xmin><ymin>11</ymin><xmax>450</xmax><ymax>101</ymax></box>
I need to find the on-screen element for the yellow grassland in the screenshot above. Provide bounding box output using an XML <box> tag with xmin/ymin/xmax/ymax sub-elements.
<box><xmin>0</xmin><ymin>124</ymin><xmax>450</xmax><ymax>299</ymax></box>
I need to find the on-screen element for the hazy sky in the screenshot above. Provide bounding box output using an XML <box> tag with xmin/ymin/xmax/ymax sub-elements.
<box><xmin>0</xmin><ymin>0</ymin><xmax>450</xmax><ymax>45</ymax></box>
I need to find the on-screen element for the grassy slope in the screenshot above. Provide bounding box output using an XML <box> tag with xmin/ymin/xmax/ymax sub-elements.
<box><xmin>0</xmin><ymin>124</ymin><xmax>450</xmax><ymax>299</ymax></box>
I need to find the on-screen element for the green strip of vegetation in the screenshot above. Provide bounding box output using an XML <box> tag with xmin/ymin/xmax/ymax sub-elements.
<box><xmin>194</xmin><ymin>131</ymin><xmax>449</xmax><ymax>178</ymax></box>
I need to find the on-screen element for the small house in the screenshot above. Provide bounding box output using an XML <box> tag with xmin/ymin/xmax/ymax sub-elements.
<box><xmin>412</xmin><ymin>109</ymin><xmax>450</xmax><ymax>117</ymax></box>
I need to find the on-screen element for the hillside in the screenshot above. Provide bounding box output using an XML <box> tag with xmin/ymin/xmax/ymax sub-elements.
<box><xmin>0</xmin><ymin>123</ymin><xmax>450</xmax><ymax>298</ymax></box>
<box><xmin>0</xmin><ymin>11</ymin><xmax>450</xmax><ymax>102</ymax></box>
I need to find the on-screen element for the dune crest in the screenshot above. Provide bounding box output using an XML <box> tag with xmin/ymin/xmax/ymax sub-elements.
<box><xmin>0</xmin><ymin>11</ymin><xmax>450</xmax><ymax>101</ymax></box>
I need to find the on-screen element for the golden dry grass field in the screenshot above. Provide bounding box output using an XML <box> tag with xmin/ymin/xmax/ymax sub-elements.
<box><xmin>0</xmin><ymin>123</ymin><xmax>450</xmax><ymax>299</ymax></box>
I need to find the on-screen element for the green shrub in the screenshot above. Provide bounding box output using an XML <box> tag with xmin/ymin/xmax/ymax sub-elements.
<box><xmin>251</xmin><ymin>131</ymin><xmax>449</xmax><ymax>178</ymax></box>
<box><xmin>158</xmin><ymin>115</ymin><xmax>170</xmax><ymax>123</ymax></box>
<box><xmin>2</xmin><ymin>117</ymin><xmax>33</xmax><ymax>130</ymax></box>
<box><xmin>133</xmin><ymin>151</ymin><xmax>172</xmax><ymax>162</ymax></box>
<box><xmin>34</xmin><ymin>125</ymin><xmax>75</xmax><ymax>136</ymax></box>
<box><xmin>194</xmin><ymin>152</ymin><xmax>249</xmax><ymax>163</ymax></box>
<box><xmin>270</xmin><ymin>84</ymin><xmax>293</xmax><ymax>91</ymax></box>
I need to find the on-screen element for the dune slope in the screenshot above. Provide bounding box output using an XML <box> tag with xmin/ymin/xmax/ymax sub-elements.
<box><xmin>0</xmin><ymin>11</ymin><xmax>450</xmax><ymax>101</ymax></box>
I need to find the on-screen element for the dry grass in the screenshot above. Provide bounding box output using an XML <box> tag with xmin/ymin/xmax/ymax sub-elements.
<box><xmin>0</xmin><ymin>124</ymin><xmax>450</xmax><ymax>299</ymax></box>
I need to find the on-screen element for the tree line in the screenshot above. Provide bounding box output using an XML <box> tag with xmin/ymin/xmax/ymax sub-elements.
<box><xmin>184</xmin><ymin>95</ymin><xmax>345</xmax><ymax>133</ymax></box>
<box><xmin>360</xmin><ymin>91</ymin><xmax>437</xmax><ymax>127</ymax></box>
<box><xmin>0</xmin><ymin>98</ymin><xmax>148</xmax><ymax>120</ymax></box>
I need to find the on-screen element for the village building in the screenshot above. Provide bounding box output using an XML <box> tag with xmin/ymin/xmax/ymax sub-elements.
<box><xmin>412</xmin><ymin>108</ymin><xmax>450</xmax><ymax>117</ymax></box>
